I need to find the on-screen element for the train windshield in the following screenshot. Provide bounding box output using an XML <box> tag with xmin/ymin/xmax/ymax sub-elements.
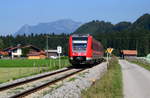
<box><xmin>73</xmin><ymin>43</ymin><xmax>87</xmax><ymax>51</ymax></box>
<box><xmin>72</xmin><ymin>37</ymin><xmax>88</xmax><ymax>40</ymax></box>
<box><xmin>72</xmin><ymin>37</ymin><xmax>88</xmax><ymax>51</ymax></box>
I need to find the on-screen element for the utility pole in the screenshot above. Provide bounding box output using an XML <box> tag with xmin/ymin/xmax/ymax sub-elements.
<box><xmin>46</xmin><ymin>35</ymin><xmax>49</xmax><ymax>58</ymax></box>
<box><xmin>136</xmin><ymin>39</ymin><xmax>138</xmax><ymax>51</ymax></box>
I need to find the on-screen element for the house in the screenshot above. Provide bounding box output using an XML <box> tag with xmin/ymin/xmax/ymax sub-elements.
<box><xmin>21</xmin><ymin>45</ymin><xmax>41</xmax><ymax>56</ymax></box>
<box><xmin>122</xmin><ymin>50</ymin><xmax>138</xmax><ymax>58</ymax></box>
<box><xmin>3</xmin><ymin>45</ymin><xmax>42</xmax><ymax>59</ymax></box>
<box><xmin>3</xmin><ymin>45</ymin><xmax>22</xmax><ymax>58</ymax></box>
<box><xmin>27</xmin><ymin>51</ymin><xmax>46</xmax><ymax>59</ymax></box>
<box><xmin>0</xmin><ymin>51</ymin><xmax>8</xmax><ymax>58</ymax></box>
<box><xmin>45</xmin><ymin>50</ymin><xmax>58</xmax><ymax>58</ymax></box>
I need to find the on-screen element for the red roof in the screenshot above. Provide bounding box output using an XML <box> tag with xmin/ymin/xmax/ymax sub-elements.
<box><xmin>4</xmin><ymin>45</ymin><xmax>41</xmax><ymax>52</ymax></box>
<box><xmin>0</xmin><ymin>51</ymin><xmax>8</xmax><ymax>55</ymax></box>
<box><xmin>122</xmin><ymin>50</ymin><xmax>137</xmax><ymax>55</ymax></box>
<box><xmin>27</xmin><ymin>51</ymin><xmax>46</xmax><ymax>56</ymax></box>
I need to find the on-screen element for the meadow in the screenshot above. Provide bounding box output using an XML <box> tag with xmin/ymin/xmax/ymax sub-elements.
<box><xmin>0</xmin><ymin>58</ymin><xmax>70</xmax><ymax>83</ymax></box>
<box><xmin>0</xmin><ymin>58</ymin><xmax>69</xmax><ymax>67</ymax></box>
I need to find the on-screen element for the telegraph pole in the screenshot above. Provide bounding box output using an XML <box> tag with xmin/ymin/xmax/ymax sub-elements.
<box><xmin>46</xmin><ymin>35</ymin><xmax>49</xmax><ymax>58</ymax></box>
<box><xmin>136</xmin><ymin>39</ymin><xmax>138</xmax><ymax>52</ymax></box>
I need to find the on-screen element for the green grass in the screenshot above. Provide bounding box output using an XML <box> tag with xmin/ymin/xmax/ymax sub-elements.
<box><xmin>0</xmin><ymin>58</ymin><xmax>70</xmax><ymax>83</ymax></box>
<box><xmin>68</xmin><ymin>77</ymin><xmax>76</xmax><ymax>82</ymax></box>
<box><xmin>127</xmin><ymin>59</ymin><xmax>150</xmax><ymax>71</ymax></box>
<box><xmin>82</xmin><ymin>56</ymin><xmax>123</xmax><ymax>98</ymax></box>
<box><xmin>0</xmin><ymin>67</ymin><xmax>39</xmax><ymax>83</ymax></box>
<box><xmin>0</xmin><ymin>58</ymin><xmax>69</xmax><ymax>67</ymax></box>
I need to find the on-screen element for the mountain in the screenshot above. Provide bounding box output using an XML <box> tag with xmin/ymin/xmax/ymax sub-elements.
<box><xmin>15</xmin><ymin>19</ymin><xmax>82</xmax><ymax>35</ymax></box>
<box><xmin>74</xmin><ymin>20</ymin><xmax>114</xmax><ymax>34</ymax></box>
<box><xmin>113</xmin><ymin>21</ymin><xmax>131</xmax><ymax>31</ymax></box>
<box><xmin>132</xmin><ymin>13</ymin><xmax>150</xmax><ymax>30</ymax></box>
<box><xmin>74</xmin><ymin>13</ymin><xmax>150</xmax><ymax>35</ymax></box>
<box><xmin>74</xmin><ymin>21</ymin><xmax>132</xmax><ymax>34</ymax></box>
<box><xmin>73</xmin><ymin>13</ymin><xmax>150</xmax><ymax>56</ymax></box>
<box><xmin>1</xmin><ymin>13</ymin><xmax>150</xmax><ymax>56</ymax></box>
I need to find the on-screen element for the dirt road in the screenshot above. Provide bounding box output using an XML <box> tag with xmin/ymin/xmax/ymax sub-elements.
<box><xmin>119</xmin><ymin>60</ymin><xmax>150</xmax><ymax>98</ymax></box>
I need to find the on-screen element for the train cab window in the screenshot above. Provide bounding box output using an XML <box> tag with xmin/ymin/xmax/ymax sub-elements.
<box><xmin>72</xmin><ymin>37</ymin><xmax>88</xmax><ymax>41</ymax></box>
<box><xmin>72</xmin><ymin>37</ymin><xmax>88</xmax><ymax>51</ymax></box>
<box><xmin>73</xmin><ymin>43</ymin><xmax>87</xmax><ymax>51</ymax></box>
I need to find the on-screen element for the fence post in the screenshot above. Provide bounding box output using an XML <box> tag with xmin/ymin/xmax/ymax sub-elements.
<box><xmin>54</xmin><ymin>61</ymin><xmax>56</xmax><ymax>69</ymax></box>
<box><xmin>38</xmin><ymin>64</ymin><xmax>40</xmax><ymax>73</ymax></box>
<box><xmin>19</xmin><ymin>67</ymin><xmax>21</xmax><ymax>77</ymax></box>
<box><xmin>49</xmin><ymin>59</ymin><xmax>51</xmax><ymax>70</ymax></box>
<box><xmin>33</xmin><ymin>62</ymin><xmax>35</xmax><ymax>74</ymax></box>
<box><xmin>42</xmin><ymin>64</ymin><xmax>44</xmax><ymax>72</ymax></box>
<box><xmin>59</xmin><ymin>58</ymin><xmax>62</xmax><ymax>68</ymax></box>
<box><xmin>46</xmin><ymin>63</ymin><xmax>48</xmax><ymax>71</ymax></box>
<box><xmin>107</xmin><ymin>53</ymin><xmax>109</xmax><ymax>69</ymax></box>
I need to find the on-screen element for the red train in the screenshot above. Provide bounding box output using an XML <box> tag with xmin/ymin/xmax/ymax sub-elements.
<box><xmin>68</xmin><ymin>34</ymin><xmax>104</xmax><ymax>65</ymax></box>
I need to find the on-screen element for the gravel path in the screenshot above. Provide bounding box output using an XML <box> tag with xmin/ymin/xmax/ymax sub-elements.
<box><xmin>43</xmin><ymin>62</ymin><xmax>107</xmax><ymax>98</ymax></box>
<box><xmin>119</xmin><ymin>60</ymin><xmax>150</xmax><ymax>98</ymax></box>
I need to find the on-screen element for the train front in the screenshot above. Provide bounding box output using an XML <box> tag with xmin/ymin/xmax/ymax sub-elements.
<box><xmin>68</xmin><ymin>34</ymin><xmax>92</xmax><ymax>65</ymax></box>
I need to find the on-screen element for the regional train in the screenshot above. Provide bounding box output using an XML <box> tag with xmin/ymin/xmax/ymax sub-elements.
<box><xmin>68</xmin><ymin>34</ymin><xmax>104</xmax><ymax>65</ymax></box>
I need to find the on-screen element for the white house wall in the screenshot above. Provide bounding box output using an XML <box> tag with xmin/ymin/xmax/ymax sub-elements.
<box><xmin>12</xmin><ymin>48</ymin><xmax>22</xmax><ymax>58</ymax></box>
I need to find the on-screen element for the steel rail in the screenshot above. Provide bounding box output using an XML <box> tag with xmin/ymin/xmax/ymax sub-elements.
<box><xmin>9</xmin><ymin>68</ymin><xmax>84</xmax><ymax>98</ymax></box>
<box><xmin>0</xmin><ymin>67</ymin><xmax>72</xmax><ymax>91</ymax></box>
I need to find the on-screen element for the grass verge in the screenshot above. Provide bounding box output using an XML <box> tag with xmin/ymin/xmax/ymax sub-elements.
<box><xmin>0</xmin><ymin>67</ymin><xmax>46</xmax><ymax>83</ymax></box>
<box><xmin>0</xmin><ymin>58</ymin><xmax>69</xmax><ymax>67</ymax></box>
<box><xmin>82</xmin><ymin>56</ymin><xmax>123</xmax><ymax>98</ymax></box>
<box><xmin>0</xmin><ymin>58</ymin><xmax>70</xmax><ymax>83</ymax></box>
<box><xmin>127</xmin><ymin>59</ymin><xmax>150</xmax><ymax>71</ymax></box>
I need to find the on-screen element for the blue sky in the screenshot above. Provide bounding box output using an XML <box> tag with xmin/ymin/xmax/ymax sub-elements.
<box><xmin>0</xmin><ymin>0</ymin><xmax>150</xmax><ymax>35</ymax></box>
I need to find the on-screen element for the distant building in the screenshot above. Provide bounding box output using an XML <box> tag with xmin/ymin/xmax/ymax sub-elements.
<box><xmin>0</xmin><ymin>51</ymin><xmax>8</xmax><ymax>58</ymax></box>
<box><xmin>27</xmin><ymin>51</ymin><xmax>46</xmax><ymax>59</ymax></box>
<box><xmin>45</xmin><ymin>50</ymin><xmax>58</xmax><ymax>58</ymax></box>
<box><xmin>3</xmin><ymin>45</ymin><xmax>42</xmax><ymax>59</ymax></box>
<box><xmin>122</xmin><ymin>50</ymin><xmax>138</xmax><ymax>58</ymax></box>
<box><xmin>3</xmin><ymin>46</ymin><xmax>22</xmax><ymax>58</ymax></box>
<box><xmin>21</xmin><ymin>45</ymin><xmax>41</xmax><ymax>56</ymax></box>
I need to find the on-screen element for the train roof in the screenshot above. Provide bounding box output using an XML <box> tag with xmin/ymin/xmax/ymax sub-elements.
<box><xmin>71</xmin><ymin>34</ymin><xmax>90</xmax><ymax>37</ymax></box>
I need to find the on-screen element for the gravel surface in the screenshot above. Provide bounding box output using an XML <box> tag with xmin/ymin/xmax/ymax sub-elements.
<box><xmin>0</xmin><ymin>69</ymin><xmax>80</xmax><ymax>98</ymax></box>
<box><xmin>0</xmin><ymin>68</ymin><xmax>69</xmax><ymax>98</ymax></box>
<box><xmin>43</xmin><ymin>62</ymin><xmax>107</xmax><ymax>98</ymax></box>
<box><xmin>119</xmin><ymin>60</ymin><xmax>150</xmax><ymax>98</ymax></box>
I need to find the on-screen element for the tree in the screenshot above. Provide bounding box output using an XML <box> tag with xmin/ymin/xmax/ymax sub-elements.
<box><xmin>0</xmin><ymin>39</ymin><xmax>4</xmax><ymax>49</ymax></box>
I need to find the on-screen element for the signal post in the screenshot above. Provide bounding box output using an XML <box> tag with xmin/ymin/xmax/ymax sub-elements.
<box><xmin>57</xmin><ymin>46</ymin><xmax>62</xmax><ymax>68</ymax></box>
<box><xmin>106</xmin><ymin>48</ymin><xmax>113</xmax><ymax>68</ymax></box>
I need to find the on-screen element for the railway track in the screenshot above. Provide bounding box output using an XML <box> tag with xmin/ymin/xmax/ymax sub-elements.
<box><xmin>0</xmin><ymin>67</ymin><xmax>86</xmax><ymax>98</ymax></box>
<box><xmin>0</xmin><ymin>67</ymin><xmax>71</xmax><ymax>91</ymax></box>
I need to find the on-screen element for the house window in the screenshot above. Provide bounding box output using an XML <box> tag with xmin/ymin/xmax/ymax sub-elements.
<box><xmin>13</xmin><ymin>50</ymin><xmax>17</xmax><ymax>53</ymax></box>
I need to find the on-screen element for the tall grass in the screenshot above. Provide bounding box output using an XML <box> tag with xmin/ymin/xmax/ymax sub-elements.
<box><xmin>82</xmin><ymin>56</ymin><xmax>123</xmax><ymax>98</ymax></box>
<box><xmin>0</xmin><ymin>58</ymin><xmax>70</xmax><ymax>83</ymax></box>
<box><xmin>0</xmin><ymin>58</ymin><xmax>69</xmax><ymax>67</ymax></box>
<box><xmin>127</xmin><ymin>58</ymin><xmax>150</xmax><ymax>71</ymax></box>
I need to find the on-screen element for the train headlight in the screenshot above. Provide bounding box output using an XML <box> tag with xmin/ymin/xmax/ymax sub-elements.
<box><xmin>70</xmin><ymin>57</ymin><xmax>73</xmax><ymax>60</ymax></box>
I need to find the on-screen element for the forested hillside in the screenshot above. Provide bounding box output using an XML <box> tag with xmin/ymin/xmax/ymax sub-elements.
<box><xmin>0</xmin><ymin>34</ymin><xmax>69</xmax><ymax>55</ymax></box>
<box><xmin>0</xmin><ymin>13</ymin><xmax>150</xmax><ymax>56</ymax></box>
<box><xmin>74</xmin><ymin>13</ymin><xmax>150</xmax><ymax>56</ymax></box>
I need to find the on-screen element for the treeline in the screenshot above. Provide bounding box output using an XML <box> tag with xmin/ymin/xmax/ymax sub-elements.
<box><xmin>0</xmin><ymin>13</ymin><xmax>150</xmax><ymax>56</ymax></box>
<box><xmin>0</xmin><ymin>33</ymin><xmax>69</xmax><ymax>55</ymax></box>
<box><xmin>75</xmin><ymin>13</ymin><xmax>150</xmax><ymax>56</ymax></box>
